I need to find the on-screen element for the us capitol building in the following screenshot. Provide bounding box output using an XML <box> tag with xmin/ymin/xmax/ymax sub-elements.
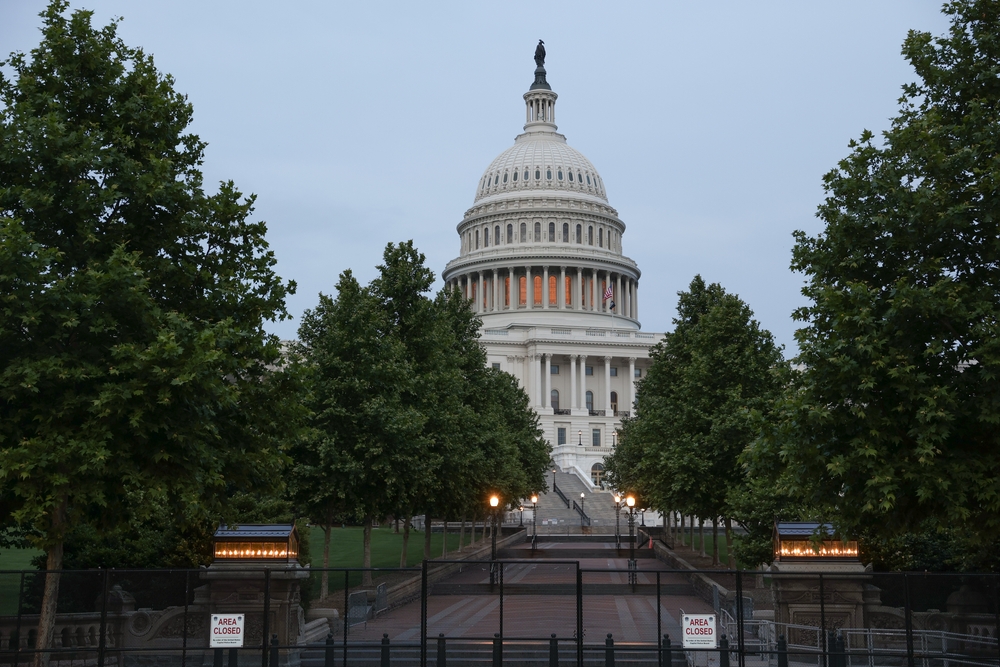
<box><xmin>442</xmin><ymin>47</ymin><xmax>664</xmax><ymax>490</ymax></box>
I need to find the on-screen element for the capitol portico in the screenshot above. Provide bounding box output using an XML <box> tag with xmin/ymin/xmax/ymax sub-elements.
<box><xmin>442</xmin><ymin>50</ymin><xmax>664</xmax><ymax>489</ymax></box>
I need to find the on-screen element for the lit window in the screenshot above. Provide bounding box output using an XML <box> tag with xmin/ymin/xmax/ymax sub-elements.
<box><xmin>519</xmin><ymin>276</ymin><xmax>527</xmax><ymax>305</ymax></box>
<box><xmin>610</xmin><ymin>367</ymin><xmax>618</xmax><ymax>377</ymax></box>
<box><xmin>550</xmin><ymin>365</ymin><xmax>560</xmax><ymax>374</ymax></box>
<box><xmin>585</xmin><ymin>366</ymin><xmax>593</xmax><ymax>376</ymax></box>
<box><xmin>492</xmin><ymin>363</ymin><xmax>501</xmax><ymax>370</ymax></box>
<box><xmin>592</xmin><ymin>429</ymin><xmax>601</xmax><ymax>447</ymax></box>
<box><xmin>557</xmin><ymin>428</ymin><xmax>567</xmax><ymax>445</ymax></box>
<box><xmin>534</xmin><ymin>275</ymin><xmax>542</xmax><ymax>305</ymax></box>
<box><xmin>634</xmin><ymin>368</ymin><xmax>641</xmax><ymax>378</ymax></box>
<box><xmin>549</xmin><ymin>275</ymin><xmax>557</xmax><ymax>305</ymax></box>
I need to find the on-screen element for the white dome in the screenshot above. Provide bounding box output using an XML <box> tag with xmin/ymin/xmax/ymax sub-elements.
<box><xmin>474</xmin><ymin>133</ymin><xmax>608</xmax><ymax>203</ymax></box>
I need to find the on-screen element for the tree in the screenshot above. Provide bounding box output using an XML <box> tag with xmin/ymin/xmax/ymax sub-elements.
<box><xmin>606</xmin><ymin>276</ymin><xmax>787</xmax><ymax>565</ymax></box>
<box><xmin>755</xmin><ymin>0</ymin><xmax>1000</xmax><ymax>549</ymax></box>
<box><xmin>0</xmin><ymin>3</ymin><xmax>296</xmax><ymax>660</ymax></box>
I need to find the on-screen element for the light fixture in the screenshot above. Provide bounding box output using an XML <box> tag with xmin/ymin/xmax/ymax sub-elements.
<box><xmin>626</xmin><ymin>495</ymin><xmax>635</xmax><ymax>507</ymax></box>
<box><xmin>614</xmin><ymin>494</ymin><xmax>621</xmax><ymax>503</ymax></box>
<box><xmin>530</xmin><ymin>495</ymin><xmax>538</xmax><ymax>504</ymax></box>
<box><xmin>489</xmin><ymin>495</ymin><xmax>500</xmax><ymax>507</ymax></box>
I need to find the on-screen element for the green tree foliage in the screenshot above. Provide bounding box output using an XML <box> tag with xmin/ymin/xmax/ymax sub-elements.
<box><xmin>291</xmin><ymin>242</ymin><xmax>549</xmax><ymax>581</ymax></box>
<box><xmin>755</xmin><ymin>0</ymin><xmax>1000</xmax><ymax>551</ymax></box>
<box><xmin>0</xmin><ymin>2</ymin><xmax>297</xmax><ymax>656</ymax></box>
<box><xmin>605</xmin><ymin>276</ymin><xmax>788</xmax><ymax>565</ymax></box>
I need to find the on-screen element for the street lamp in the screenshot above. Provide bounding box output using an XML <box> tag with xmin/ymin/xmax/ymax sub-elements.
<box><xmin>489</xmin><ymin>495</ymin><xmax>500</xmax><ymax>585</ymax></box>
<box><xmin>530</xmin><ymin>495</ymin><xmax>538</xmax><ymax>549</ymax></box>
<box><xmin>613</xmin><ymin>494</ymin><xmax>622</xmax><ymax>549</ymax></box>
<box><xmin>578</xmin><ymin>430</ymin><xmax>582</xmax><ymax>446</ymax></box>
<box><xmin>640</xmin><ymin>508</ymin><xmax>646</xmax><ymax>527</ymax></box>
<box><xmin>519</xmin><ymin>505</ymin><xmax>524</xmax><ymax>527</ymax></box>
<box><xmin>626</xmin><ymin>495</ymin><xmax>637</xmax><ymax>585</ymax></box>
<box><xmin>552</xmin><ymin>468</ymin><xmax>557</xmax><ymax>491</ymax></box>
<box><xmin>580</xmin><ymin>492</ymin><xmax>586</xmax><ymax>514</ymax></box>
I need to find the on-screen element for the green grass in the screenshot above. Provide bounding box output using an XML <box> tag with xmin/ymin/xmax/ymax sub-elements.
<box><xmin>674</xmin><ymin>533</ymin><xmax>732</xmax><ymax>565</ymax></box>
<box><xmin>307</xmin><ymin>525</ymin><xmax>467</xmax><ymax>569</ymax></box>
<box><xmin>0</xmin><ymin>548</ymin><xmax>43</xmax><ymax>614</ymax></box>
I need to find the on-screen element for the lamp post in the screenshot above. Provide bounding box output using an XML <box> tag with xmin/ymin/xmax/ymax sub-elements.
<box><xmin>613</xmin><ymin>494</ymin><xmax>622</xmax><ymax>549</ymax></box>
<box><xmin>519</xmin><ymin>505</ymin><xmax>524</xmax><ymax>527</ymax></box>
<box><xmin>580</xmin><ymin>492</ymin><xmax>585</xmax><ymax>514</ymax></box>
<box><xmin>489</xmin><ymin>494</ymin><xmax>500</xmax><ymax>585</ymax></box>
<box><xmin>640</xmin><ymin>508</ymin><xmax>646</xmax><ymax>527</ymax></box>
<box><xmin>530</xmin><ymin>495</ymin><xmax>538</xmax><ymax>548</ymax></box>
<box><xmin>626</xmin><ymin>495</ymin><xmax>637</xmax><ymax>585</ymax></box>
<box><xmin>578</xmin><ymin>430</ymin><xmax>582</xmax><ymax>446</ymax></box>
<box><xmin>552</xmin><ymin>468</ymin><xmax>557</xmax><ymax>491</ymax></box>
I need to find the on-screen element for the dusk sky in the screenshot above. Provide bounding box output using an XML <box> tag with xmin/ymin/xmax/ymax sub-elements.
<box><xmin>1</xmin><ymin>2</ymin><xmax>950</xmax><ymax>353</ymax></box>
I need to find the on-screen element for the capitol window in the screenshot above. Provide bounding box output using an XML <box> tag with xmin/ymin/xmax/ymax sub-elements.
<box><xmin>503</xmin><ymin>172</ymin><xmax>508</xmax><ymax>183</ymax></box>
<box><xmin>557</xmin><ymin>170</ymin><xmax>563</xmax><ymax>180</ymax></box>
<box><xmin>520</xmin><ymin>222</ymin><xmax>527</xmax><ymax>242</ymax></box>
<box><xmin>585</xmin><ymin>366</ymin><xmax>593</xmax><ymax>376</ymax></box>
<box><xmin>475</xmin><ymin>230</ymin><xmax>480</xmax><ymax>249</ymax></box>
<box><xmin>534</xmin><ymin>222</ymin><xmax>541</xmax><ymax>242</ymax></box>
<box><xmin>588</xmin><ymin>226</ymin><xmax>593</xmax><ymax>245</ymax></box>
<box><xmin>513</xmin><ymin>170</ymin><xmax>518</xmax><ymax>182</ymax></box>
<box><xmin>551</xmin><ymin>390</ymin><xmax>560</xmax><ymax>411</ymax></box>
<box><xmin>550</xmin><ymin>365</ymin><xmax>559</xmax><ymax>374</ymax></box>
<box><xmin>634</xmin><ymin>368</ymin><xmax>642</xmax><ymax>378</ymax></box>
<box><xmin>548</xmin><ymin>222</ymin><xmax>555</xmax><ymax>242</ymax></box>
<box><xmin>533</xmin><ymin>275</ymin><xmax>542</xmax><ymax>305</ymax></box>
<box><xmin>549</xmin><ymin>275</ymin><xmax>557</xmax><ymax>304</ymax></box>
<box><xmin>519</xmin><ymin>276</ymin><xmax>527</xmax><ymax>305</ymax></box>
<box><xmin>586</xmin><ymin>391</ymin><xmax>594</xmax><ymax>411</ymax></box>
<box><xmin>592</xmin><ymin>429</ymin><xmax>601</xmax><ymax>447</ymax></box>
<box><xmin>610</xmin><ymin>367</ymin><xmax>618</xmax><ymax>377</ymax></box>
<box><xmin>599</xmin><ymin>228</ymin><xmax>603</xmax><ymax>247</ymax></box>
<box><xmin>483</xmin><ymin>227</ymin><xmax>489</xmax><ymax>247</ymax></box>
<box><xmin>586</xmin><ymin>174</ymin><xmax>591</xmax><ymax>185</ymax></box>
<box><xmin>577</xmin><ymin>172</ymin><xmax>583</xmax><ymax>184</ymax></box>
<box><xmin>568</xmin><ymin>171</ymin><xmax>574</xmax><ymax>182</ymax></box>
<box><xmin>557</xmin><ymin>428</ymin><xmax>567</xmax><ymax>445</ymax></box>
<box><xmin>507</xmin><ymin>224</ymin><xmax>513</xmax><ymax>243</ymax></box>
<box><xmin>546</xmin><ymin>169</ymin><xmax>552</xmax><ymax>180</ymax></box>
<box><xmin>525</xmin><ymin>169</ymin><xmax>530</xmax><ymax>181</ymax></box>
<box><xmin>575</xmin><ymin>224</ymin><xmax>582</xmax><ymax>244</ymax></box>
<box><xmin>535</xmin><ymin>169</ymin><xmax>540</xmax><ymax>180</ymax></box>
<box><xmin>494</xmin><ymin>226</ymin><xmax>500</xmax><ymax>245</ymax></box>
<box><xmin>492</xmin><ymin>363</ymin><xmax>501</xmax><ymax>370</ymax></box>
<box><xmin>562</xmin><ymin>223</ymin><xmax>569</xmax><ymax>242</ymax></box>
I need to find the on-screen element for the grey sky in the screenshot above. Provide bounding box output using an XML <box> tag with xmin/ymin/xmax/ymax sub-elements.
<box><xmin>1</xmin><ymin>1</ymin><xmax>949</xmax><ymax>353</ymax></box>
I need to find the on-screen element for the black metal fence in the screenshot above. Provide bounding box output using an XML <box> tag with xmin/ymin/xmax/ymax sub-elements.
<box><xmin>0</xmin><ymin>562</ymin><xmax>998</xmax><ymax>666</ymax></box>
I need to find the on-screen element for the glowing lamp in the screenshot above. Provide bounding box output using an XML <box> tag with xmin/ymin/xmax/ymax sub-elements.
<box><xmin>213</xmin><ymin>524</ymin><xmax>300</xmax><ymax>563</ymax></box>
<box><xmin>489</xmin><ymin>495</ymin><xmax>500</xmax><ymax>508</ymax></box>
<box><xmin>530</xmin><ymin>495</ymin><xmax>538</xmax><ymax>504</ymax></box>
<box><xmin>773</xmin><ymin>522</ymin><xmax>859</xmax><ymax>562</ymax></box>
<box><xmin>625</xmin><ymin>496</ymin><xmax>635</xmax><ymax>508</ymax></box>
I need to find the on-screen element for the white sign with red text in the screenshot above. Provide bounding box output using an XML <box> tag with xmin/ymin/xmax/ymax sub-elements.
<box><xmin>210</xmin><ymin>614</ymin><xmax>245</xmax><ymax>648</ymax></box>
<box><xmin>682</xmin><ymin>614</ymin><xmax>717</xmax><ymax>649</ymax></box>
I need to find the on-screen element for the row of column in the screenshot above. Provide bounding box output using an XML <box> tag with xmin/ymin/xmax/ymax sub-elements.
<box><xmin>445</xmin><ymin>266</ymin><xmax>638</xmax><ymax>320</ymax></box>
<box><xmin>526</xmin><ymin>353</ymin><xmax>637</xmax><ymax>416</ymax></box>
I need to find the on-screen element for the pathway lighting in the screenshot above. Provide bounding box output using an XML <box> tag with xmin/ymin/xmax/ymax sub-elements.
<box><xmin>531</xmin><ymin>495</ymin><xmax>538</xmax><ymax>548</ymax></box>
<box><xmin>613</xmin><ymin>494</ymin><xmax>622</xmax><ymax>549</ymax></box>
<box><xmin>625</xmin><ymin>496</ymin><xmax>637</xmax><ymax>585</ymax></box>
<box><xmin>578</xmin><ymin>430</ymin><xmax>582</xmax><ymax>445</ymax></box>
<box><xmin>488</xmin><ymin>494</ymin><xmax>501</xmax><ymax>585</ymax></box>
<box><xmin>519</xmin><ymin>505</ymin><xmax>524</xmax><ymax>526</ymax></box>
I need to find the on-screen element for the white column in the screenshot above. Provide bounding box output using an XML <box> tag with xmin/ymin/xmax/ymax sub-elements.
<box><xmin>527</xmin><ymin>266</ymin><xmax>534</xmax><ymax>310</ymax></box>
<box><xmin>479</xmin><ymin>273</ymin><xmax>485</xmax><ymax>313</ymax></box>
<box><xmin>534</xmin><ymin>354</ymin><xmax>542</xmax><ymax>408</ymax></box>
<box><xmin>617</xmin><ymin>274</ymin><xmax>623</xmax><ymax>314</ymax></box>
<box><xmin>492</xmin><ymin>269</ymin><xmax>499</xmax><ymax>312</ymax></box>
<box><xmin>508</xmin><ymin>267</ymin><xmax>515</xmax><ymax>309</ymax></box>
<box><xmin>579</xmin><ymin>355</ymin><xmax>588</xmax><ymax>412</ymax></box>
<box><xmin>634</xmin><ymin>280</ymin><xmax>638</xmax><ymax>321</ymax></box>
<box><xmin>604</xmin><ymin>356</ymin><xmax>612</xmax><ymax>414</ymax></box>
<box><xmin>590</xmin><ymin>269</ymin><xmax>597</xmax><ymax>311</ymax></box>
<box><xmin>628</xmin><ymin>357</ymin><xmax>636</xmax><ymax>414</ymax></box>
<box><xmin>570</xmin><ymin>354</ymin><xmax>578</xmax><ymax>410</ymax></box>
<box><xmin>559</xmin><ymin>266</ymin><xmax>566</xmax><ymax>310</ymax></box>
<box><xmin>544</xmin><ymin>353</ymin><xmax>551</xmax><ymax>409</ymax></box>
<box><xmin>576</xmin><ymin>267</ymin><xmax>583</xmax><ymax>310</ymax></box>
<box><xmin>542</xmin><ymin>266</ymin><xmax>549</xmax><ymax>309</ymax></box>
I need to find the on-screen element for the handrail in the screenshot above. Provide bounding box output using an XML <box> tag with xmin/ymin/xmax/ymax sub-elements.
<box><xmin>572</xmin><ymin>500</ymin><xmax>591</xmax><ymax>526</ymax></box>
<box><xmin>552</xmin><ymin>482</ymin><xmax>570</xmax><ymax>508</ymax></box>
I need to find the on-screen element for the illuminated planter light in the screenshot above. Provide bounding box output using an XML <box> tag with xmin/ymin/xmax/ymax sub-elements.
<box><xmin>213</xmin><ymin>524</ymin><xmax>300</xmax><ymax>563</ymax></box>
<box><xmin>773</xmin><ymin>522</ymin><xmax>858</xmax><ymax>562</ymax></box>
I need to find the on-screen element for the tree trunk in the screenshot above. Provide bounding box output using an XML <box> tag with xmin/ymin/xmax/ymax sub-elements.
<box><xmin>362</xmin><ymin>516</ymin><xmax>374</xmax><ymax>587</ymax></box>
<box><xmin>395</xmin><ymin>517</ymin><xmax>400</xmax><ymax>533</ymax></box>
<box><xmin>441</xmin><ymin>519</ymin><xmax>448</xmax><ymax>557</ymax></box>
<box><xmin>423</xmin><ymin>514</ymin><xmax>432</xmax><ymax>560</ymax></box>
<box><xmin>34</xmin><ymin>501</ymin><xmax>67</xmax><ymax>667</ymax></box>
<box><xmin>459</xmin><ymin>515</ymin><xmax>466</xmax><ymax>551</ymax></box>
<box><xmin>679</xmin><ymin>513</ymin><xmax>685</xmax><ymax>546</ymax></box>
<box><xmin>400</xmin><ymin>516</ymin><xmax>411</xmax><ymax>567</ymax></box>
<box><xmin>471</xmin><ymin>512</ymin><xmax>477</xmax><ymax>545</ymax></box>
<box><xmin>689</xmin><ymin>515</ymin><xmax>694</xmax><ymax>549</ymax></box>
<box><xmin>321</xmin><ymin>504</ymin><xmax>334</xmax><ymax>601</ymax></box>
<box><xmin>724</xmin><ymin>516</ymin><xmax>736</xmax><ymax>569</ymax></box>
<box><xmin>699</xmin><ymin>517</ymin><xmax>707</xmax><ymax>557</ymax></box>
<box><xmin>712</xmin><ymin>517</ymin><xmax>720</xmax><ymax>566</ymax></box>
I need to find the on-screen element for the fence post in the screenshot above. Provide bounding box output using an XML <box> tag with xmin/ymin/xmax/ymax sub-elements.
<box><xmin>182</xmin><ymin>570</ymin><xmax>191</xmax><ymax>667</ymax></box>
<box><xmin>662</xmin><ymin>635</ymin><xmax>673</xmax><ymax>667</ymax></box>
<box><xmin>720</xmin><ymin>634</ymin><xmax>731</xmax><ymax>667</ymax></box>
<box><xmin>735</xmin><ymin>570</ymin><xmax>745</xmax><ymax>667</ymax></box>
<box><xmin>437</xmin><ymin>633</ymin><xmax>446</xmax><ymax>667</ymax></box>
<box><xmin>550</xmin><ymin>633</ymin><xmax>559</xmax><ymax>667</ymax></box>
<box><xmin>343</xmin><ymin>571</ymin><xmax>349</xmax><ymax>667</ymax></box>
<box><xmin>605</xmin><ymin>633</ymin><xmax>615</xmax><ymax>667</ymax></box>
<box><xmin>576</xmin><ymin>566</ymin><xmax>584</xmax><ymax>667</ymax></box>
<box><xmin>324</xmin><ymin>633</ymin><xmax>335</xmax><ymax>667</ymax></box>
<box><xmin>903</xmin><ymin>573</ymin><xmax>915</xmax><ymax>667</ymax></box>
<box><xmin>777</xmin><ymin>634</ymin><xmax>788</xmax><ymax>667</ymax></box>
<box><xmin>819</xmin><ymin>573</ymin><xmax>827</xmax><ymax>667</ymax></box>
<box><xmin>269</xmin><ymin>634</ymin><xmax>279</xmax><ymax>667</ymax></box>
<box><xmin>493</xmin><ymin>632</ymin><xmax>502</xmax><ymax>667</ymax></box>
<box><xmin>421</xmin><ymin>560</ymin><xmax>429</xmax><ymax>667</ymax></box>
<box><xmin>229</xmin><ymin>647</ymin><xmax>240</xmax><ymax>667</ymax></box>
<box><xmin>827</xmin><ymin>632</ymin><xmax>838</xmax><ymax>667</ymax></box>
<box><xmin>657</xmin><ymin>572</ymin><xmax>663</xmax><ymax>667</ymax></box>
<box><xmin>262</xmin><ymin>570</ymin><xmax>272</xmax><ymax>667</ymax></box>
<box><xmin>381</xmin><ymin>633</ymin><xmax>390</xmax><ymax>667</ymax></box>
<box><xmin>98</xmin><ymin>568</ymin><xmax>109</xmax><ymax>667</ymax></box>
<box><xmin>214</xmin><ymin>648</ymin><xmax>224</xmax><ymax>667</ymax></box>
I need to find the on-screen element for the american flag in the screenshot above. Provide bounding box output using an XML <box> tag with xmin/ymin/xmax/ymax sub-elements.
<box><xmin>603</xmin><ymin>285</ymin><xmax>614</xmax><ymax>301</ymax></box>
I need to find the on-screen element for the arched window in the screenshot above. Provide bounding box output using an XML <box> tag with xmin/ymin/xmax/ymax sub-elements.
<box><xmin>548</xmin><ymin>222</ymin><xmax>555</xmax><ymax>241</ymax></box>
<box><xmin>586</xmin><ymin>391</ymin><xmax>594</xmax><ymax>412</ymax></box>
<box><xmin>598</xmin><ymin>228</ymin><xmax>603</xmax><ymax>247</ymax></box>
<box><xmin>535</xmin><ymin>169</ymin><xmax>541</xmax><ymax>180</ymax></box>
<box><xmin>586</xmin><ymin>174</ymin><xmax>592</xmax><ymax>185</ymax></box>
<box><xmin>577</xmin><ymin>172</ymin><xmax>583</xmax><ymax>184</ymax></box>
<box><xmin>546</xmin><ymin>169</ymin><xmax>552</xmax><ymax>180</ymax></box>
<box><xmin>591</xmin><ymin>463</ymin><xmax>605</xmax><ymax>487</ymax></box>
<box><xmin>565</xmin><ymin>276</ymin><xmax>572</xmax><ymax>305</ymax></box>
<box><xmin>533</xmin><ymin>275</ymin><xmax>542</xmax><ymax>305</ymax></box>
<box><xmin>519</xmin><ymin>276</ymin><xmax>527</xmax><ymax>305</ymax></box>
<box><xmin>475</xmin><ymin>229</ymin><xmax>480</xmax><ymax>249</ymax></box>
<box><xmin>494</xmin><ymin>225</ymin><xmax>500</xmax><ymax>245</ymax></box>
<box><xmin>513</xmin><ymin>170</ymin><xmax>518</xmax><ymax>182</ymax></box>
<box><xmin>551</xmin><ymin>389</ymin><xmax>560</xmax><ymax>411</ymax></box>
<box><xmin>549</xmin><ymin>275</ymin><xmax>557</xmax><ymax>305</ymax></box>
<box><xmin>504</xmin><ymin>276</ymin><xmax>510</xmax><ymax>306</ymax></box>
<box><xmin>524</xmin><ymin>169</ymin><xmax>530</xmax><ymax>181</ymax></box>
<box><xmin>483</xmin><ymin>226</ymin><xmax>489</xmax><ymax>247</ymax></box>
<box><xmin>503</xmin><ymin>172</ymin><xmax>508</xmax><ymax>183</ymax></box>
<box><xmin>520</xmin><ymin>222</ymin><xmax>527</xmax><ymax>242</ymax></box>
<box><xmin>507</xmin><ymin>224</ymin><xmax>513</xmax><ymax>243</ymax></box>
<box><xmin>611</xmin><ymin>391</ymin><xmax>619</xmax><ymax>413</ymax></box>
<box><xmin>588</xmin><ymin>226</ymin><xmax>594</xmax><ymax>245</ymax></box>
<box><xmin>562</xmin><ymin>223</ymin><xmax>569</xmax><ymax>242</ymax></box>
<box><xmin>557</xmin><ymin>170</ymin><xmax>563</xmax><ymax>180</ymax></box>
<box><xmin>568</xmin><ymin>171</ymin><xmax>574</xmax><ymax>182</ymax></box>
<box><xmin>534</xmin><ymin>222</ymin><xmax>541</xmax><ymax>242</ymax></box>
<box><xmin>575</xmin><ymin>224</ymin><xmax>582</xmax><ymax>244</ymax></box>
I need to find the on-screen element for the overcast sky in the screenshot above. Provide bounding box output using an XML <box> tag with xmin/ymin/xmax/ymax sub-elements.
<box><xmin>1</xmin><ymin>1</ymin><xmax>950</xmax><ymax>353</ymax></box>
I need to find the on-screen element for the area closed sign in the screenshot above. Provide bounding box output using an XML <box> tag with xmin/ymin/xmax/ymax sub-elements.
<box><xmin>682</xmin><ymin>614</ymin><xmax>717</xmax><ymax>649</ymax></box>
<box><xmin>210</xmin><ymin>614</ymin><xmax>245</xmax><ymax>648</ymax></box>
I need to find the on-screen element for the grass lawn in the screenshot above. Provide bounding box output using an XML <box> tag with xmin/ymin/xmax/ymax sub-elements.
<box><xmin>0</xmin><ymin>548</ymin><xmax>43</xmax><ymax>614</ymax></box>
<box><xmin>673</xmin><ymin>532</ymin><xmax>733</xmax><ymax>566</ymax></box>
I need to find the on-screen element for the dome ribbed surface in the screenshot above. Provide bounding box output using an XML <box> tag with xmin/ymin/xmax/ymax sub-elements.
<box><xmin>474</xmin><ymin>133</ymin><xmax>608</xmax><ymax>203</ymax></box>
